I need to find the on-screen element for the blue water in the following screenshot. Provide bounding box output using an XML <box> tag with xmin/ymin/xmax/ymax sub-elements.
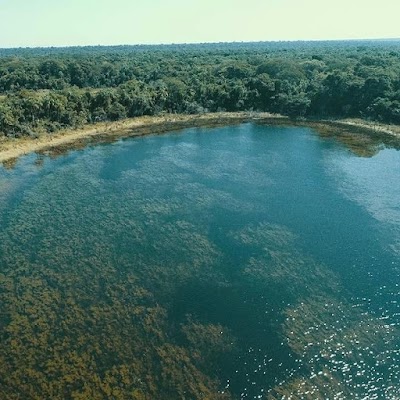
<box><xmin>0</xmin><ymin>123</ymin><xmax>399</xmax><ymax>399</ymax></box>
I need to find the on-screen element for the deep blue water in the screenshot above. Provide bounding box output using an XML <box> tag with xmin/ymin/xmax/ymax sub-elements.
<box><xmin>0</xmin><ymin>123</ymin><xmax>399</xmax><ymax>399</ymax></box>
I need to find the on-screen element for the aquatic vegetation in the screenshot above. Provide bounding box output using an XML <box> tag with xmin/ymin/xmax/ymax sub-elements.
<box><xmin>279</xmin><ymin>296</ymin><xmax>400</xmax><ymax>399</ymax></box>
<box><xmin>231</xmin><ymin>223</ymin><xmax>340</xmax><ymax>298</ymax></box>
<box><xmin>231</xmin><ymin>222</ymin><xmax>400</xmax><ymax>399</ymax></box>
<box><xmin>0</xmin><ymin>123</ymin><xmax>399</xmax><ymax>398</ymax></box>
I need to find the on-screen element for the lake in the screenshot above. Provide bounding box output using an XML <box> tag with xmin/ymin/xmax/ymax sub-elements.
<box><xmin>0</xmin><ymin>123</ymin><xmax>399</xmax><ymax>399</ymax></box>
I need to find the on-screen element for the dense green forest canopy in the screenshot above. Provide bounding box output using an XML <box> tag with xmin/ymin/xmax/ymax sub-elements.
<box><xmin>0</xmin><ymin>40</ymin><xmax>399</xmax><ymax>137</ymax></box>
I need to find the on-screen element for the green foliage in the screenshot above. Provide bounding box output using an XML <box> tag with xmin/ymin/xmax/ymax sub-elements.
<box><xmin>0</xmin><ymin>40</ymin><xmax>399</xmax><ymax>136</ymax></box>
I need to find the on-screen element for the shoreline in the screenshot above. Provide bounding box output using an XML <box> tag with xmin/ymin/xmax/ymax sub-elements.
<box><xmin>1</xmin><ymin>112</ymin><xmax>399</xmax><ymax>165</ymax></box>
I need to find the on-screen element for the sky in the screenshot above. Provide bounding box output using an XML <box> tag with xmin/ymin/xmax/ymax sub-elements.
<box><xmin>0</xmin><ymin>0</ymin><xmax>399</xmax><ymax>48</ymax></box>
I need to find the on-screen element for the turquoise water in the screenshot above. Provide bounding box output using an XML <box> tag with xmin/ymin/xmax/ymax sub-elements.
<box><xmin>0</xmin><ymin>123</ymin><xmax>399</xmax><ymax>399</ymax></box>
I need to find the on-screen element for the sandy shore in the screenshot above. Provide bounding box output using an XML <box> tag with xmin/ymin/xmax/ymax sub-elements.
<box><xmin>0</xmin><ymin>113</ymin><xmax>284</xmax><ymax>164</ymax></box>
<box><xmin>0</xmin><ymin>112</ymin><xmax>399</xmax><ymax>165</ymax></box>
<box><xmin>0</xmin><ymin>115</ymin><xmax>177</xmax><ymax>164</ymax></box>
<box><xmin>323</xmin><ymin>118</ymin><xmax>400</xmax><ymax>137</ymax></box>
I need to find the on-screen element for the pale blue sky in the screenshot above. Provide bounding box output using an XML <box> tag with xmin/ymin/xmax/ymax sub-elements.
<box><xmin>0</xmin><ymin>0</ymin><xmax>399</xmax><ymax>48</ymax></box>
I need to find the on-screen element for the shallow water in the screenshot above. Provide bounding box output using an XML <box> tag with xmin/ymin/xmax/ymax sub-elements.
<box><xmin>0</xmin><ymin>123</ymin><xmax>399</xmax><ymax>399</ymax></box>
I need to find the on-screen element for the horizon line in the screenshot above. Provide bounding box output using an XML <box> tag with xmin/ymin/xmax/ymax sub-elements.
<box><xmin>1</xmin><ymin>37</ymin><xmax>400</xmax><ymax>51</ymax></box>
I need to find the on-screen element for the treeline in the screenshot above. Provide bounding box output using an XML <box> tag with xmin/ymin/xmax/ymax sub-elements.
<box><xmin>0</xmin><ymin>41</ymin><xmax>399</xmax><ymax>137</ymax></box>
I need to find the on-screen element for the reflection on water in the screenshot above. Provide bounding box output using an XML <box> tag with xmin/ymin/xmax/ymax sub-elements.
<box><xmin>0</xmin><ymin>123</ymin><xmax>399</xmax><ymax>399</ymax></box>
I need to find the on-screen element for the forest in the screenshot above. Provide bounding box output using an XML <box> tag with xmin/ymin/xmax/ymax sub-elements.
<box><xmin>0</xmin><ymin>40</ymin><xmax>399</xmax><ymax>137</ymax></box>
